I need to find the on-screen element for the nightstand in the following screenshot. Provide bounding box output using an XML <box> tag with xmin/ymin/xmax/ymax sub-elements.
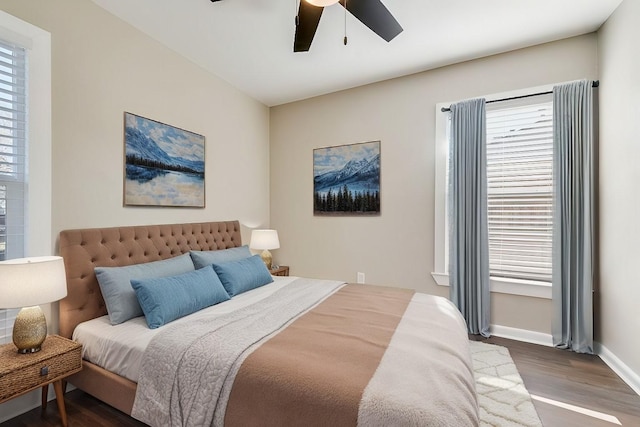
<box><xmin>0</xmin><ymin>335</ymin><xmax>82</xmax><ymax>427</ymax></box>
<box><xmin>271</xmin><ymin>265</ymin><xmax>290</xmax><ymax>276</ymax></box>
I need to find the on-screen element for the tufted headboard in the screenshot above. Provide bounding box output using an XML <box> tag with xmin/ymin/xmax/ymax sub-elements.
<box><xmin>58</xmin><ymin>220</ymin><xmax>242</xmax><ymax>339</ymax></box>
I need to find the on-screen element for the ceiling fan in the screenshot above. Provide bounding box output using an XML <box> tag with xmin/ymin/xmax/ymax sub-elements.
<box><xmin>295</xmin><ymin>0</ymin><xmax>403</xmax><ymax>52</ymax></box>
<box><xmin>210</xmin><ymin>0</ymin><xmax>403</xmax><ymax>53</ymax></box>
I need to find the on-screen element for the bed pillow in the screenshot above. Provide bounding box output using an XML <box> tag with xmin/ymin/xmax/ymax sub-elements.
<box><xmin>189</xmin><ymin>245</ymin><xmax>252</xmax><ymax>269</ymax></box>
<box><xmin>211</xmin><ymin>255</ymin><xmax>274</xmax><ymax>297</ymax></box>
<box><xmin>95</xmin><ymin>253</ymin><xmax>195</xmax><ymax>325</ymax></box>
<box><xmin>131</xmin><ymin>265</ymin><xmax>230</xmax><ymax>329</ymax></box>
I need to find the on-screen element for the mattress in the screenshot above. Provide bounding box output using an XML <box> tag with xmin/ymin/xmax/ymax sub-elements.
<box><xmin>72</xmin><ymin>275</ymin><xmax>297</xmax><ymax>382</ymax></box>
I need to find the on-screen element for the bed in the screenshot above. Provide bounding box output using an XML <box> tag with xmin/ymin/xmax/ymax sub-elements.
<box><xmin>59</xmin><ymin>220</ymin><xmax>478</xmax><ymax>426</ymax></box>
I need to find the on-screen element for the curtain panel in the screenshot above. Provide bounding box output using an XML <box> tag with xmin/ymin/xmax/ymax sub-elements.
<box><xmin>448</xmin><ymin>98</ymin><xmax>490</xmax><ymax>337</ymax></box>
<box><xmin>552</xmin><ymin>80</ymin><xmax>596</xmax><ymax>354</ymax></box>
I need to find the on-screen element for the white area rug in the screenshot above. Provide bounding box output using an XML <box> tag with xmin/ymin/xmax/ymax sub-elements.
<box><xmin>470</xmin><ymin>341</ymin><xmax>543</xmax><ymax>427</ymax></box>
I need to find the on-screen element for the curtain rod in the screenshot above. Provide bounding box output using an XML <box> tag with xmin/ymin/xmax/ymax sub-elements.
<box><xmin>440</xmin><ymin>80</ymin><xmax>599</xmax><ymax>112</ymax></box>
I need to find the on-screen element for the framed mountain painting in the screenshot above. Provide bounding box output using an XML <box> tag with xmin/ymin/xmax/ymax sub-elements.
<box><xmin>313</xmin><ymin>140</ymin><xmax>380</xmax><ymax>215</ymax></box>
<box><xmin>123</xmin><ymin>112</ymin><xmax>205</xmax><ymax>207</ymax></box>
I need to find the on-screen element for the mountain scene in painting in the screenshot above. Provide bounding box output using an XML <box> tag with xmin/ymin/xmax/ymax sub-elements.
<box><xmin>124</xmin><ymin>113</ymin><xmax>205</xmax><ymax>207</ymax></box>
<box><xmin>125</xmin><ymin>127</ymin><xmax>204</xmax><ymax>181</ymax></box>
<box><xmin>313</xmin><ymin>141</ymin><xmax>380</xmax><ymax>215</ymax></box>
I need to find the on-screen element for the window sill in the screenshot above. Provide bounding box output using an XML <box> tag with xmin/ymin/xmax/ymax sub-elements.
<box><xmin>431</xmin><ymin>273</ymin><xmax>552</xmax><ymax>299</ymax></box>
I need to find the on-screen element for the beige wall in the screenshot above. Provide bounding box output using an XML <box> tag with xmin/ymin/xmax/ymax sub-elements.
<box><xmin>270</xmin><ymin>34</ymin><xmax>598</xmax><ymax>334</ymax></box>
<box><xmin>0</xmin><ymin>0</ymin><xmax>269</xmax><ymax>419</ymax></box>
<box><xmin>1</xmin><ymin>0</ymin><xmax>636</xmax><ymax>421</ymax></box>
<box><xmin>598</xmin><ymin>0</ymin><xmax>640</xmax><ymax>386</ymax></box>
<box><xmin>0</xmin><ymin>0</ymin><xmax>270</xmax><ymax>249</ymax></box>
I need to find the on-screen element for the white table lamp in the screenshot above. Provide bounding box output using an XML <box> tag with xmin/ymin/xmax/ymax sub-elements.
<box><xmin>250</xmin><ymin>229</ymin><xmax>280</xmax><ymax>270</ymax></box>
<box><xmin>0</xmin><ymin>256</ymin><xmax>68</xmax><ymax>353</ymax></box>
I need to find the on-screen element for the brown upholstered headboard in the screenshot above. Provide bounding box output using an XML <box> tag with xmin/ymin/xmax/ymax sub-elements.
<box><xmin>58</xmin><ymin>220</ymin><xmax>242</xmax><ymax>339</ymax></box>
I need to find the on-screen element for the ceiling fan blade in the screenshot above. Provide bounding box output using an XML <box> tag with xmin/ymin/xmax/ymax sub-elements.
<box><xmin>294</xmin><ymin>2</ymin><xmax>324</xmax><ymax>52</ymax></box>
<box><xmin>340</xmin><ymin>0</ymin><xmax>402</xmax><ymax>42</ymax></box>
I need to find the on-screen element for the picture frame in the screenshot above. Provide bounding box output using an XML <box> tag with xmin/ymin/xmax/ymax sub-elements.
<box><xmin>313</xmin><ymin>140</ymin><xmax>380</xmax><ymax>216</ymax></box>
<box><xmin>123</xmin><ymin>112</ymin><xmax>205</xmax><ymax>207</ymax></box>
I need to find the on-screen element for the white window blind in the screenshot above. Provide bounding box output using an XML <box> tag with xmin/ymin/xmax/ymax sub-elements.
<box><xmin>0</xmin><ymin>38</ymin><xmax>27</xmax><ymax>344</ymax></box>
<box><xmin>486</xmin><ymin>94</ymin><xmax>553</xmax><ymax>284</ymax></box>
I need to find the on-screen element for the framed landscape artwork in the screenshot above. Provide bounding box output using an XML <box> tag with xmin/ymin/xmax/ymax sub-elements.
<box><xmin>123</xmin><ymin>112</ymin><xmax>205</xmax><ymax>207</ymax></box>
<box><xmin>313</xmin><ymin>140</ymin><xmax>380</xmax><ymax>215</ymax></box>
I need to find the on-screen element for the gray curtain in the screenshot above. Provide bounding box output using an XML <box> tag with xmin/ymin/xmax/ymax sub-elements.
<box><xmin>448</xmin><ymin>98</ymin><xmax>490</xmax><ymax>337</ymax></box>
<box><xmin>552</xmin><ymin>80</ymin><xmax>595</xmax><ymax>354</ymax></box>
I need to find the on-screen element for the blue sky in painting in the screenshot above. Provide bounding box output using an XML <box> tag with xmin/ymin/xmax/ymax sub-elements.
<box><xmin>125</xmin><ymin>113</ymin><xmax>204</xmax><ymax>162</ymax></box>
<box><xmin>313</xmin><ymin>141</ymin><xmax>379</xmax><ymax>176</ymax></box>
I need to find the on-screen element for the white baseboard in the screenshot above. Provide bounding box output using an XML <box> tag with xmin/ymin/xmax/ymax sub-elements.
<box><xmin>0</xmin><ymin>389</ymin><xmax>45</xmax><ymax>423</ymax></box>
<box><xmin>490</xmin><ymin>324</ymin><xmax>554</xmax><ymax>347</ymax></box>
<box><xmin>0</xmin><ymin>383</ymin><xmax>76</xmax><ymax>423</ymax></box>
<box><xmin>595</xmin><ymin>343</ymin><xmax>640</xmax><ymax>396</ymax></box>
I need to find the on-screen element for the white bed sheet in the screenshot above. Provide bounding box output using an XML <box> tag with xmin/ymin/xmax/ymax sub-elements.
<box><xmin>72</xmin><ymin>276</ymin><xmax>298</xmax><ymax>383</ymax></box>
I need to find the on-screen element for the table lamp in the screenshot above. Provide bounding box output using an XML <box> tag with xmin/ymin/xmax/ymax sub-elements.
<box><xmin>0</xmin><ymin>256</ymin><xmax>67</xmax><ymax>353</ymax></box>
<box><xmin>250</xmin><ymin>229</ymin><xmax>280</xmax><ymax>270</ymax></box>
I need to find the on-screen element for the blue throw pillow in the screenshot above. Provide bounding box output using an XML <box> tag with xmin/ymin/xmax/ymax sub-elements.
<box><xmin>189</xmin><ymin>245</ymin><xmax>252</xmax><ymax>269</ymax></box>
<box><xmin>131</xmin><ymin>265</ymin><xmax>230</xmax><ymax>329</ymax></box>
<box><xmin>95</xmin><ymin>253</ymin><xmax>195</xmax><ymax>325</ymax></box>
<box><xmin>211</xmin><ymin>255</ymin><xmax>274</xmax><ymax>297</ymax></box>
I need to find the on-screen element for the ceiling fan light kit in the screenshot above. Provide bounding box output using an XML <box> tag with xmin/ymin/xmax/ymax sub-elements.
<box><xmin>305</xmin><ymin>0</ymin><xmax>340</xmax><ymax>6</ymax></box>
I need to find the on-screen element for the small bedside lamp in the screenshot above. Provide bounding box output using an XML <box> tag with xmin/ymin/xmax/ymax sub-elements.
<box><xmin>0</xmin><ymin>256</ymin><xmax>67</xmax><ymax>354</ymax></box>
<box><xmin>250</xmin><ymin>229</ymin><xmax>280</xmax><ymax>270</ymax></box>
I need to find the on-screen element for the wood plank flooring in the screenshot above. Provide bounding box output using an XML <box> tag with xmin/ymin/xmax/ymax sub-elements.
<box><xmin>2</xmin><ymin>336</ymin><xmax>639</xmax><ymax>426</ymax></box>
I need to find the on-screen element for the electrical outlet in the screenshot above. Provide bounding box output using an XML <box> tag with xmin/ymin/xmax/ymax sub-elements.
<box><xmin>357</xmin><ymin>272</ymin><xmax>365</xmax><ymax>284</ymax></box>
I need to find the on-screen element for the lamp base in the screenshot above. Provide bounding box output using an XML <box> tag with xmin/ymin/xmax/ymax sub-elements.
<box><xmin>13</xmin><ymin>306</ymin><xmax>47</xmax><ymax>354</ymax></box>
<box><xmin>260</xmin><ymin>249</ymin><xmax>273</xmax><ymax>270</ymax></box>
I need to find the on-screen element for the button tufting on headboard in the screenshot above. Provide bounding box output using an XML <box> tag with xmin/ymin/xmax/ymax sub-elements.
<box><xmin>58</xmin><ymin>220</ymin><xmax>242</xmax><ymax>339</ymax></box>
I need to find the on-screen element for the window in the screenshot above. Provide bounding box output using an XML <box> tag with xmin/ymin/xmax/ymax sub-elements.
<box><xmin>0</xmin><ymin>11</ymin><xmax>52</xmax><ymax>344</ymax></box>
<box><xmin>0</xmin><ymin>39</ymin><xmax>27</xmax><ymax>262</ymax></box>
<box><xmin>0</xmin><ymin>38</ymin><xmax>26</xmax><ymax>344</ymax></box>
<box><xmin>432</xmin><ymin>88</ymin><xmax>554</xmax><ymax>299</ymax></box>
<box><xmin>486</xmin><ymin>94</ymin><xmax>553</xmax><ymax>284</ymax></box>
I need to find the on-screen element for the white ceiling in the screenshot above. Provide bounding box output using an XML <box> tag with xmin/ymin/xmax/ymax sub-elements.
<box><xmin>91</xmin><ymin>0</ymin><xmax>622</xmax><ymax>106</ymax></box>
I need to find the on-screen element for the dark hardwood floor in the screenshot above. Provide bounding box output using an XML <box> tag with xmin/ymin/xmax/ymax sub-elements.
<box><xmin>2</xmin><ymin>337</ymin><xmax>639</xmax><ymax>426</ymax></box>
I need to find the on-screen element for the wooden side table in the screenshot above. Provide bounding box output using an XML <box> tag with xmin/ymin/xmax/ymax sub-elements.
<box><xmin>0</xmin><ymin>335</ymin><xmax>82</xmax><ymax>427</ymax></box>
<box><xmin>270</xmin><ymin>265</ymin><xmax>289</xmax><ymax>276</ymax></box>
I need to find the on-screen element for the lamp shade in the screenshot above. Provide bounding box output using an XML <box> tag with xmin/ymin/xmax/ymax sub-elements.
<box><xmin>306</xmin><ymin>0</ymin><xmax>340</xmax><ymax>6</ymax></box>
<box><xmin>249</xmin><ymin>230</ymin><xmax>280</xmax><ymax>251</ymax></box>
<box><xmin>0</xmin><ymin>256</ymin><xmax>67</xmax><ymax>309</ymax></box>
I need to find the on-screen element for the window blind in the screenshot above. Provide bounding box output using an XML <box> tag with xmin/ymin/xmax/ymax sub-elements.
<box><xmin>0</xmin><ymin>38</ymin><xmax>27</xmax><ymax>344</ymax></box>
<box><xmin>486</xmin><ymin>94</ymin><xmax>553</xmax><ymax>283</ymax></box>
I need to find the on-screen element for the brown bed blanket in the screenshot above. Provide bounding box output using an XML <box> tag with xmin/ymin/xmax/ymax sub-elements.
<box><xmin>131</xmin><ymin>279</ymin><xmax>478</xmax><ymax>426</ymax></box>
